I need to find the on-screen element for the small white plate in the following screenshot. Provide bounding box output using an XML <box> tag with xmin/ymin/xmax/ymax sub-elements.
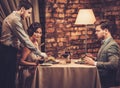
<box><xmin>40</xmin><ymin>63</ymin><xmax>53</xmax><ymax>66</ymax></box>
<box><xmin>55</xmin><ymin>59</ymin><xmax>60</xmax><ymax>62</ymax></box>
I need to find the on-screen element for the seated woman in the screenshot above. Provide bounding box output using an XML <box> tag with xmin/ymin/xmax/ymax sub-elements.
<box><xmin>17</xmin><ymin>22</ymin><xmax>45</xmax><ymax>88</ymax></box>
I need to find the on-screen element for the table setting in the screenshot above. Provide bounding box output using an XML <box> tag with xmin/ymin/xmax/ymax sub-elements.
<box><xmin>32</xmin><ymin>55</ymin><xmax>101</xmax><ymax>88</ymax></box>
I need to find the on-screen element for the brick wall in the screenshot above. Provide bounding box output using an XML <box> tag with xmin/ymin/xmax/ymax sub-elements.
<box><xmin>44</xmin><ymin>0</ymin><xmax>120</xmax><ymax>58</ymax></box>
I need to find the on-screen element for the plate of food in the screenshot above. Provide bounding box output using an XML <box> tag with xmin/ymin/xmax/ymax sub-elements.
<box><xmin>74</xmin><ymin>59</ymin><xmax>85</xmax><ymax>64</ymax></box>
<box><xmin>46</xmin><ymin>56</ymin><xmax>60</xmax><ymax>64</ymax></box>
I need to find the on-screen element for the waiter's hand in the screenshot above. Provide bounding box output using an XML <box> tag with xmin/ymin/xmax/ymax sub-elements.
<box><xmin>41</xmin><ymin>52</ymin><xmax>48</xmax><ymax>59</ymax></box>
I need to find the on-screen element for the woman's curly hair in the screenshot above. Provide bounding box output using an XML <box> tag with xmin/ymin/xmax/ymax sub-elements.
<box><xmin>27</xmin><ymin>22</ymin><xmax>42</xmax><ymax>37</ymax></box>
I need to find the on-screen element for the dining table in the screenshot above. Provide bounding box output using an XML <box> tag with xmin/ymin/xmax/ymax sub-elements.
<box><xmin>31</xmin><ymin>59</ymin><xmax>101</xmax><ymax>88</ymax></box>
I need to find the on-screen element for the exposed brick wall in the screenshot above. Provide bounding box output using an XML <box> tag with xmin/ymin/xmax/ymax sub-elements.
<box><xmin>44</xmin><ymin>0</ymin><xmax>120</xmax><ymax>58</ymax></box>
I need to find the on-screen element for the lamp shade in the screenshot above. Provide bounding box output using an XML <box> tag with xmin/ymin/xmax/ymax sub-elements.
<box><xmin>75</xmin><ymin>9</ymin><xmax>96</xmax><ymax>25</ymax></box>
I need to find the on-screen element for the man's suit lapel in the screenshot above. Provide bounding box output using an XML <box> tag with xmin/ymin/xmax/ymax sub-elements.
<box><xmin>97</xmin><ymin>38</ymin><xmax>113</xmax><ymax>59</ymax></box>
<box><xmin>97</xmin><ymin>43</ymin><xmax>107</xmax><ymax>58</ymax></box>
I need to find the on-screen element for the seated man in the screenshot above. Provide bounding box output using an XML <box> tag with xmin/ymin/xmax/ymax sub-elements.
<box><xmin>83</xmin><ymin>19</ymin><xmax>120</xmax><ymax>88</ymax></box>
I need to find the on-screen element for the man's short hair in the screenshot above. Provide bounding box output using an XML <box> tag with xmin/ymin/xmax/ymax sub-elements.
<box><xmin>17</xmin><ymin>0</ymin><xmax>33</xmax><ymax>10</ymax></box>
<box><xmin>94</xmin><ymin>19</ymin><xmax>113</xmax><ymax>33</ymax></box>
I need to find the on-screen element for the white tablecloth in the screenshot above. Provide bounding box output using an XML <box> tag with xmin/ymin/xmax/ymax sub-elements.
<box><xmin>32</xmin><ymin>60</ymin><xmax>101</xmax><ymax>88</ymax></box>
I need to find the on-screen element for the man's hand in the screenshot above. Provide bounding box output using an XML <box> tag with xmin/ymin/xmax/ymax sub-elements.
<box><xmin>83</xmin><ymin>56</ymin><xmax>96</xmax><ymax>66</ymax></box>
<box><xmin>86</xmin><ymin>53</ymin><xmax>96</xmax><ymax>60</ymax></box>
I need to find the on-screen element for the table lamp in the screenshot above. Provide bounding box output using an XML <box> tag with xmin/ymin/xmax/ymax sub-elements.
<box><xmin>75</xmin><ymin>9</ymin><xmax>96</xmax><ymax>54</ymax></box>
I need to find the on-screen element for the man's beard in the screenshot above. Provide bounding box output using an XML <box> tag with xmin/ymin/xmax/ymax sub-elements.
<box><xmin>97</xmin><ymin>36</ymin><xmax>105</xmax><ymax>43</ymax></box>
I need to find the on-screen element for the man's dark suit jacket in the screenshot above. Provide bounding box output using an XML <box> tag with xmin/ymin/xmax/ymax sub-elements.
<box><xmin>96</xmin><ymin>37</ymin><xmax>120</xmax><ymax>87</ymax></box>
